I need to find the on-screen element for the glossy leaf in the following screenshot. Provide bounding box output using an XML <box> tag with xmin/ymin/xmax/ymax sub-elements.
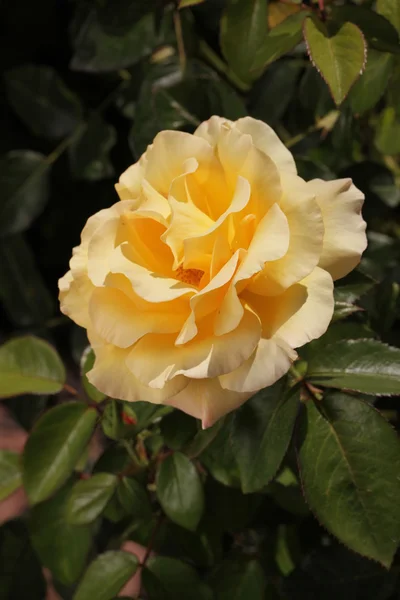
<box><xmin>4</xmin><ymin>65</ymin><xmax>82</xmax><ymax>139</ymax></box>
<box><xmin>144</xmin><ymin>556</ymin><xmax>212</xmax><ymax>600</ymax></box>
<box><xmin>200</xmin><ymin>415</ymin><xmax>241</xmax><ymax>487</ymax></box>
<box><xmin>29</xmin><ymin>482</ymin><xmax>92</xmax><ymax>585</ymax></box>
<box><xmin>117</xmin><ymin>476</ymin><xmax>152</xmax><ymax>518</ymax></box>
<box><xmin>156</xmin><ymin>452</ymin><xmax>204</xmax><ymax>531</ymax></box>
<box><xmin>252</xmin><ymin>11</ymin><xmax>308</xmax><ymax>73</ymax></box>
<box><xmin>375</xmin><ymin>107</ymin><xmax>400</xmax><ymax>155</ymax></box>
<box><xmin>81</xmin><ymin>347</ymin><xmax>106</xmax><ymax>403</ymax></box>
<box><xmin>0</xmin><ymin>336</ymin><xmax>65</xmax><ymax>398</ymax></box>
<box><xmin>209</xmin><ymin>558</ymin><xmax>266</xmax><ymax>600</ymax></box>
<box><xmin>304</xmin><ymin>18</ymin><xmax>366</xmax><ymax>105</ymax></box>
<box><xmin>232</xmin><ymin>380</ymin><xmax>300</xmax><ymax>493</ymax></box>
<box><xmin>184</xmin><ymin>418</ymin><xmax>224</xmax><ymax>458</ymax></box>
<box><xmin>73</xmin><ymin>551</ymin><xmax>138</xmax><ymax>600</ymax></box>
<box><xmin>69</xmin><ymin>116</ymin><xmax>116</xmax><ymax>181</ymax></box>
<box><xmin>0</xmin><ymin>451</ymin><xmax>22</xmax><ymax>502</ymax></box>
<box><xmin>297</xmin><ymin>393</ymin><xmax>400</xmax><ymax>567</ymax></box>
<box><xmin>67</xmin><ymin>473</ymin><xmax>118</xmax><ymax>525</ymax></box>
<box><xmin>349</xmin><ymin>50</ymin><xmax>393</xmax><ymax>115</ymax></box>
<box><xmin>220</xmin><ymin>0</ymin><xmax>268</xmax><ymax>84</ymax></box>
<box><xmin>307</xmin><ymin>338</ymin><xmax>400</xmax><ymax>395</ymax></box>
<box><xmin>0</xmin><ymin>151</ymin><xmax>50</xmax><ymax>237</ymax></box>
<box><xmin>23</xmin><ymin>402</ymin><xmax>97</xmax><ymax>504</ymax></box>
<box><xmin>377</xmin><ymin>0</ymin><xmax>400</xmax><ymax>35</ymax></box>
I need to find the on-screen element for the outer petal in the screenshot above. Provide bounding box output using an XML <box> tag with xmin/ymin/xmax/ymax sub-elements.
<box><xmin>166</xmin><ymin>377</ymin><xmax>251</xmax><ymax>428</ymax></box>
<box><xmin>89</xmin><ymin>287</ymin><xmax>186</xmax><ymax>349</ymax></box>
<box><xmin>219</xmin><ymin>337</ymin><xmax>297</xmax><ymax>393</ymax></box>
<box><xmin>308</xmin><ymin>178</ymin><xmax>367</xmax><ymax>280</ymax></box>
<box><xmin>116</xmin><ymin>154</ymin><xmax>147</xmax><ymax>199</ymax></box>
<box><xmin>125</xmin><ymin>308</ymin><xmax>261</xmax><ymax>388</ymax></box>
<box><xmin>59</xmin><ymin>271</ymin><xmax>94</xmax><ymax>329</ymax></box>
<box><xmin>194</xmin><ymin>116</ymin><xmax>230</xmax><ymax>147</ymax></box>
<box><xmin>235</xmin><ymin>117</ymin><xmax>297</xmax><ymax>174</ymax></box>
<box><xmin>249</xmin><ymin>174</ymin><xmax>324</xmax><ymax>295</ymax></box>
<box><xmin>87</xmin><ymin>343</ymin><xmax>188</xmax><ymax>403</ymax></box>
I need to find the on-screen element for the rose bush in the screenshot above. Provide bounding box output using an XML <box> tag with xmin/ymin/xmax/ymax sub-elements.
<box><xmin>59</xmin><ymin>116</ymin><xmax>366</xmax><ymax>426</ymax></box>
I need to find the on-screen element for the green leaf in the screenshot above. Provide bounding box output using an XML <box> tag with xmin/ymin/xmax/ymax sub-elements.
<box><xmin>209</xmin><ymin>558</ymin><xmax>266</xmax><ymax>600</ymax></box>
<box><xmin>184</xmin><ymin>418</ymin><xmax>224</xmax><ymax>458</ymax></box>
<box><xmin>81</xmin><ymin>348</ymin><xmax>106</xmax><ymax>403</ymax></box>
<box><xmin>0</xmin><ymin>234</ymin><xmax>54</xmax><ymax>326</ymax></box>
<box><xmin>251</xmin><ymin>11</ymin><xmax>308</xmax><ymax>73</ymax></box>
<box><xmin>375</xmin><ymin>107</ymin><xmax>400</xmax><ymax>155</ymax></box>
<box><xmin>0</xmin><ymin>451</ymin><xmax>22</xmax><ymax>502</ymax></box>
<box><xmin>200</xmin><ymin>416</ymin><xmax>241</xmax><ymax>487</ymax></box>
<box><xmin>0</xmin><ymin>151</ymin><xmax>50</xmax><ymax>237</ymax></box>
<box><xmin>179</xmin><ymin>0</ymin><xmax>205</xmax><ymax>7</ymax></box>
<box><xmin>156</xmin><ymin>452</ymin><xmax>204</xmax><ymax>531</ymax></box>
<box><xmin>117</xmin><ymin>476</ymin><xmax>152</xmax><ymax>519</ymax></box>
<box><xmin>23</xmin><ymin>402</ymin><xmax>97</xmax><ymax>504</ymax></box>
<box><xmin>297</xmin><ymin>393</ymin><xmax>400</xmax><ymax>567</ymax></box>
<box><xmin>29</xmin><ymin>481</ymin><xmax>92</xmax><ymax>585</ymax></box>
<box><xmin>377</xmin><ymin>0</ymin><xmax>400</xmax><ymax>35</ymax></box>
<box><xmin>231</xmin><ymin>380</ymin><xmax>300</xmax><ymax>493</ymax></box>
<box><xmin>331</xmin><ymin>5</ymin><xmax>400</xmax><ymax>54</ymax></box>
<box><xmin>284</xmin><ymin>542</ymin><xmax>398</xmax><ymax>600</ymax></box>
<box><xmin>220</xmin><ymin>0</ymin><xmax>268</xmax><ymax>84</ymax></box>
<box><xmin>144</xmin><ymin>556</ymin><xmax>212</xmax><ymax>600</ymax></box>
<box><xmin>349</xmin><ymin>50</ymin><xmax>393</xmax><ymax>115</ymax></box>
<box><xmin>0</xmin><ymin>336</ymin><xmax>65</xmax><ymax>398</ymax></box>
<box><xmin>303</xmin><ymin>18</ymin><xmax>367</xmax><ymax>106</ymax></box>
<box><xmin>73</xmin><ymin>551</ymin><xmax>138</xmax><ymax>600</ymax></box>
<box><xmin>307</xmin><ymin>338</ymin><xmax>400</xmax><ymax>395</ymax></box>
<box><xmin>66</xmin><ymin>473</ymin><xmax>118</xmax><ymax>525</ymax></box>
<box><xmin>4</xmin><ymin>65</ymin><xmax>82</xmax><ymax>139</ymax></box>
<box><xmin>69</xmin><ymin>115</ymin><xmax>116</xmax><ymax>182</ymax></box>
<box><xmin>70</xmin><ymin>9</ymin><xmax>157</xmax><ymax>72</ymax></box>
<box><xmin>160</xmin><ymin>411</ymin><xmax>198</xmax><ymax>451</ymax></box>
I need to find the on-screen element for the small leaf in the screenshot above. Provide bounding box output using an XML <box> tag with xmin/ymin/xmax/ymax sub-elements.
<box><xmin>375</xmin><ymin>107</ymin><xmax>400</xmax><ymax>155</ymax></box>
<box><xmin>4</xmin><ymin>65</ymin><xmax>82</xmax><ymax>139</ymax></box>
<box><xmin>23</xmin><ymin>402</ymin><xmax>97</xmax><ymax>504</ymax></box>
<box><xmin>297</xmin><ymin>393</ymin><xmax>400</xmax><ymax>567</ymax></box>
<box><xmin>156</xmin><ymin>452</ymin><xmax>204</xmax><ymax>531</ymax></box>
<box><xmin>117</xmin><ymin>476</ymin><xmax>152</xmax><ymax>518</ymax></box>
<box><xmin>209</xmin><ymin>558</ymin><xmax>266</xmax><ymax>600</ymax></box>
<box><xmin>303</xmin><ymin>17</ymin><xmax>367</xmax><ymax>105</ymax></box>
<box><xmin>307</xmin><ymin>338</ymin><xmax>400</xmax><ymax>395</ymax></box>
<box><xmin>69</xmin><ymin>116</ymin><xmax>116</xmax><ymax>182</ymax></box>
<box><xmin>0</xmin><ymin>151</ymin><xmax>50</xmax><ymax>237</ymax></box>
<box><xmin>179</xmin><ymin>0</ymin><xmax>205</xmax><ymax>7</ymax></box>
<box><xmin>144</xmin><ymin>556</ymin><xmax>212</xmax><ymax>600</ymax></box>
<box><xmin>220</xmin><ymin>0</ymin><xmax>268</xmax><ymax>84</ymax></box>
<box><xmin>252</xmin><ymin>11</ymin><xmax>308</xmax><ymax>73</ymax></box>
<box><xmin>349</xmin><ymin>50</ymin><xmax>393</xmax><ymax>115</ymax></box>
<box><xmin>232</xmin><ymin>380</ymin><xmax>300</xmax><ymax>493</ymax></box>
<box><xmin>29</xmin><ymin>482</ymin><xmax>92</xmax><ymax>585</ymax></box>
<box><xmin>377</xmin><ymin>0</ymin><xmax>400</xmax><ymax>35</ymax></box>
<box><xmin>0</xmin><ymin>336</ymin><xmax>65</xmax><ymax>398</ymax></box>
<box><xmin>66</xmin><ymin>473</ymin><xmax>118</xmax><ymax>525</ymax></box>
<box><xmin>0</xmin><ymin>450</ymin><xmax>22</xmax><ymax>502</ymax></box>
<box><xmin>81</xmin><ymin>347</ymin><xmax>106</xmax><ymax>403</ymax></box>
<box><xmin>73</xmin><ymin>551</ymin><xmax>138</xmax><ymax>600</ymax></box>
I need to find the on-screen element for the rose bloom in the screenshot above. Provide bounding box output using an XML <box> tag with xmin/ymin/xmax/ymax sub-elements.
<box><xmin>59</xmin><ymin>117</ymin><xmax>367</xmax><ymax>427</ymax></box>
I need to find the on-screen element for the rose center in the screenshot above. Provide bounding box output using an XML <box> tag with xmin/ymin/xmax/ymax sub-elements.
<box><xmin>175</xmin><ymin>265</ymin><xmax>204</xmax><ymax>287</ymax></box>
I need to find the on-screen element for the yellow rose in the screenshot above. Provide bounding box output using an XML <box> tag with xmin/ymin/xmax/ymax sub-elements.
<box><xmin>59</xmin><ymin>117</ymin><xmax>367</xmax><ymax>427</ymax></box>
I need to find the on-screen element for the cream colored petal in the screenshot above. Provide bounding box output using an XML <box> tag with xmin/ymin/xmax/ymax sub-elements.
<box><xmin>308</xmin><ymin>178</ymin><xmax>367</xmax><ymax>280</ymax></box>
<box><xmin>219</xmin><ymin>337</ymin><xmax>297</xmax><ymax>393</ymax></box>
<box><xmin>58</xmin><ymin>271</ymin><xmax>95</xmax><ymax>329</ymax></box>
<box><xmin>110</xmin><ymin>244</ymin><xmax>196</xmax><ymax>303</ymax></box>
<box><xmin>274</xmin><ymin>267</ymin><xmax>334</xmax><ymax>348</ymax></box>
<box><xmin>89</xmin><ymin>287</ymin><xmax>185</xmax><ymax>349</ymax></box>
<box><xmin>116</xmin><ymin>156</ymin><xmax>147</xmax><ymax>199</ymax></box>
<box><xmin>126</xmin><ymin>309</ymin><xmax>261</xmax><ymax>388</ymax></box>
<box><xmin>144</xmin><ymin>131</ymin><xmax>214</xmax><ymax>195</ymax></box>
<box><xmin>235</xmin><ymin>117</ymin><xmax>297</xmax><ymax>174</ymax></box>
<box><xmin>165</xmin><ymin>377</ymin><xmax>251</xmax><ymax>428</ymax></box>
<box><xmin>138</xmin><ymin>179</ymin><xmax>170</xmax><ymax>219</ymax></box>
<box><xmin>194</xmin><ymin>116</ymin><xmax>231</xmax><ymax>147</ymax></box>
<box><xmin>87</xmin><ymin>343</ymin><xmax>188</xmax><ymax>403</ymax></box>
<box><xmin>249</xmin><ymin>175</ymin><xmax>324</xmax><ymax>295</ymax></box>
